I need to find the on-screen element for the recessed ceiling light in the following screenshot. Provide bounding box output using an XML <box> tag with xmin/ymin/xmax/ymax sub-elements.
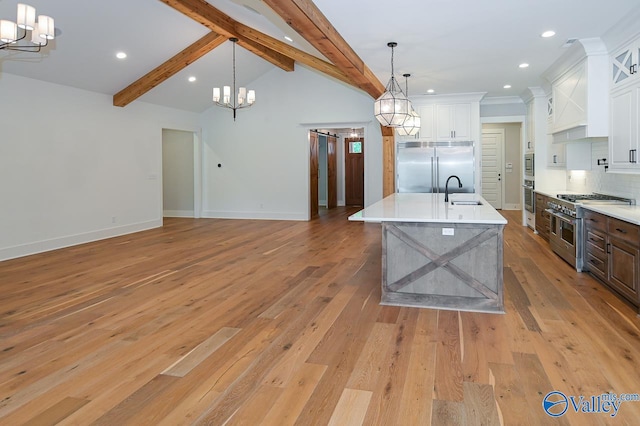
<box><xmin>519</xmin><ymin>63</ymin><xmax>529</xmax><ymax>68</ymax></box>
<box><xmin>188</xmin><ymin>76</ymin><xmax>196</xmax><ymax>82</ymax></box>
<box><xmin>541</xmin><ymin>30</ymin><xmax>556</xmax><ymax>38</ymax></box>
<box><xmin>427</xmin><ymin>89</ymin><xmax>435</xmax><ymax>94</ymax></box>
<box><xmin>116</xmin><ymin>52</ymin><xmax>127</xmax><ymax>59</ymax></box>
<box><xmin>284</xmin><ymin>36</ymin><xmax>293</xmax><ymax>42</ymax></box>
<box><xmin>503</xmin><ymin>84</ymin><xmax>512</xmax><ymax>89</ymax></box>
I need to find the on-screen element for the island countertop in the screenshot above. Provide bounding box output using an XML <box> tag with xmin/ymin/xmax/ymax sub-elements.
<box><xmin>349</xmin><ymin>193</ymin><xmax>507</xmax><ymax>225</ymax></box>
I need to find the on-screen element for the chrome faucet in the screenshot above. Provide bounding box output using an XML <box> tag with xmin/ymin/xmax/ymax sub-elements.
<box><xmin>444</xmin><ymin>175</ymin><xmax>462</xmax><ymax>202</ymax></box>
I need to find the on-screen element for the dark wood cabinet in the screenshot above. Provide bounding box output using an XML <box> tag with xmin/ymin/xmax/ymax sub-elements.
<box><xmin>583</xmin><ymin>209</ymin><xmax>640</xmax><ymax>308</ymax></box>
<box><xmin>534</xmin><ymin>193</ymin><xmax>550</xmax><ymax>241</ymax></box>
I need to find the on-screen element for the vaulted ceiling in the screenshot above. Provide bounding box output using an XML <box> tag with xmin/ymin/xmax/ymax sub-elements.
<box><xmin>1</xmin><ymin>0</ymin><xmax>639</xmax><ymax>113</ymax></box>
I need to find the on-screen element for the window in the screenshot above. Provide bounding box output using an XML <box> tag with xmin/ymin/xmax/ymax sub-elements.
<box><xmin>349</xmin><ymin>141</ymin><xmax>362</xmax><ymax>154</ymax></box>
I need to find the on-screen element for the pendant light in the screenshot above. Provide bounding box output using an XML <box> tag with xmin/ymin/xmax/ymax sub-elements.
<box><xmin>396</xmin><ymin>73</ymin><xmax>421</xmax><ymax>136</ymax></box>
<box><xmin>374</xmin><ymin>42</ymin><xmax>412</xmax><ymax>128</ymax></box>
<box><xmin>213</xmin><ymin>38</ymin><xmax>256</xmax><ymax>121</ymax></box>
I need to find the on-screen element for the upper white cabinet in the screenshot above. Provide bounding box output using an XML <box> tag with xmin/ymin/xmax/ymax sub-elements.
<box><xmin>525</xmin><ymin>99</ymin><xmax>535</xmax><ymax>152</ymax></box>
<box><xmin>543</xmin><ymin>38</ymin><xmax>609</xmax><ymax>141</ymax></box>
<box><xmin>608</xmin><ymin>33</ymin><xmax>640</xmax><ymax>172</ymax></box>
<box><xmin>435</xmin><ymin>103</ymin><xmax>471</xmax><ymax>141</ymax></box>
<box><xmin>611</xmin><ymin>41</ymin><xmax>639</xmax><ymax>89</ymax></box>
<box><xmin>609</xmin><ymin>84</ymin><xmax>640</xmax><ymax>170</ymax></box>
<box><xmin>417</xmin><ymin>105</ymin><xmax>435</xmax><ymax>141</ymax></box>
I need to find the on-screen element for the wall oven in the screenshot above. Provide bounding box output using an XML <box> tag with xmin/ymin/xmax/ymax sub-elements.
<box><xmin>523</xmin><ymin>179</ymin><xmax>534</xmax><ymax>213</ymax></box>
<box><xmin>524</xmin><ymin>153</ymin><xmax>534</xmax><ymax>177</ymax></box>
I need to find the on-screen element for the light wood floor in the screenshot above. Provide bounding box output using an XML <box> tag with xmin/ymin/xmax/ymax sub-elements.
<box><xmin>1</xmin><ymin>208</ymin><xmax>640</xmax><ymax>425</ymax></box>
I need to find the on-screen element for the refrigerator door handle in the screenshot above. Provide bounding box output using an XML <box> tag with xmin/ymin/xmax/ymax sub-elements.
<box><xmin>431</xmin><ymin>157</ymin><xmax>435</xmax><ymax>193</ymax></box>
<box><xmin>435</xmin><ymin>157</ymin><xmax>440</xmax><ymax>194</ymax></box>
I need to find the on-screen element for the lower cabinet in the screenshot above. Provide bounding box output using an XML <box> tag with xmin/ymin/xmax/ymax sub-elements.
<box><xmin>583</xmin><ymin>209</ymin><xmax>640</xmax><ymax>308</ymax></box>
<box><xmin>534</xmin><ymin>193</ymin><xmax>550</xmax><ymax>241</ymax></box>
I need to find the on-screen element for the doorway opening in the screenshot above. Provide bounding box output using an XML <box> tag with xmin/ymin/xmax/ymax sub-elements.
<box><xmin>161</xmin><ymin>129</ymin><xmax>202</xmax><ymax>218</ymax></box>
<box><xmin>308</xmin><ymin>127</ymin><xmax>365</xmax><ymax>220</ymax></box>
<box><xmin>481</xmin><ymin>122</ymin><xmax>522</xmax><ymax>211</ymax></box>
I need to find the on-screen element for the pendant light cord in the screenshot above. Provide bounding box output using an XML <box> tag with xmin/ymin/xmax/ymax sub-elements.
<box><xmin>232</xmin><ymin>40</ymin><xmax>237</xmax><ymax>108</ymax></box>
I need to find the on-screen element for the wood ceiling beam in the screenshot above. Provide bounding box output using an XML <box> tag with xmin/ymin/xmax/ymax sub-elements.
<box><xmin>113</xmin><ymin>32</ymin><xmax>226</xmax><ymax>107</ymax></box>
<box><xmin>159</xmin><ymin>0</ymin><xmax>359</xmax><ymax>90</ymax></box>
<box><xmin>261</xmin><ymin>0</ymin><xmax>385</xmax><ymax>98</ymax></box>
<box><xmin>159</xmin><ymin>0</ymin><xmax>293</xmax><ymax>72</ymax></box>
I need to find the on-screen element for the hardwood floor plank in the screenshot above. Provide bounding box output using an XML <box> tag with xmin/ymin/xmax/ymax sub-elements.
<box><xmin>163</xmin><ymin>327</ymin><xmax>241</xmax><ymax>377</ymax></box>
<box><xmin>431</xmin><ymin>399</ymin><xmax>465</xmax><ymax>426</ymax></box>
<box><xmin>23</xmin><ymin>396</ymin><xmax>89</xmax><ymax>426</ymax></box>
<box><xmin>433</xmin><ymin>310</ymin><xmax>464</xmax><ymax>402</ymax></box>
<box><xmin>397</xmin><ymin>309</ymin><xmax>437</xmax><ymax>424</ymax></box>
<box><xmin>327</xmin><ymin>388</ymin><xmax>372</xmax><ymax>426</ymax></box>
<box><xmin>260</xmin><ymin>363</ymin><xmax>327</xmax><ymax>425</ymax></box>
<box><xmin>462</xmin><ymin>382</ymin><xmax>501</xmax><ymax>426</ymax></box>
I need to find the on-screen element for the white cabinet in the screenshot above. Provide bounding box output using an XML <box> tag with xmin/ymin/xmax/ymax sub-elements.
<box><xmin>547</xmin><ymin>142</ymin><xmax>566</xmax><ymax>167</ymax></box>
<box><xmin>609</xmin><ymin>85</ymin><xmax>640</xmax><ymax>170</ymax></box>
<box><xmin>525</xmin><ymin>99</ymin><xmax>535</xmax><ymax>152</ymax></box>
<box><xmin>611</xmin><ymin>41</ymin><xmax>639</xmax><ymax>89</ymax></box>
<box><xmin>551</xmin><ymin>60</ymin><xmax>588</xmax><ymax>133</ymax></box>
<box><xmin>417</xmin><ymin>105</ymin><xmax>436</xmax><ymax>141</ymax></box>
<box><xmin>435</xmin><ymin>103</ymin><xmax>471</xmax><ymax>141</ymax></box>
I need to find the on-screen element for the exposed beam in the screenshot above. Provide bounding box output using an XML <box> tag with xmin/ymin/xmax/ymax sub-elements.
<box><xmin>234</xmin><ymin>23</ymin><xmax>352</xmax><ymax>86</ymax></box>
<box><xmin>113</xmin><ymin>32</ymin><xmax>226</xmax><ymax>107</ymax></box>
<box><xmin>159</xmin><ymin>0</ymin><xmax>294</xmax><ymax>72</ymax></box>
<box><xmin>159</xmin><ymin>0</ymin><xmax>357</xmax><ymax>89</ymax></box>
<box><xmin>261</xmin><ymin>0</ymin><xmax>385</xmax><ymax>98</ymax></box>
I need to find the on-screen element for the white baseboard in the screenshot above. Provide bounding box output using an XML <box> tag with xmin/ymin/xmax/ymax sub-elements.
<box><xmin>0</xmin><ymin>219</ymin><xmax>162</xmax><ymax>262</ymax></box>
<box><xmin>202</xmin><ymin>210</ymin><xmax>307</xmax><ymax>221</ymax></box>
<box><xmin>163</xmin><ymin>210</ymin><xmax>195</xmax><ymax>218</ymax></box>
<box><xmin>502</xmin><ymin>203</ymin><xmax>520</xmax><ymax>210</ymax></box>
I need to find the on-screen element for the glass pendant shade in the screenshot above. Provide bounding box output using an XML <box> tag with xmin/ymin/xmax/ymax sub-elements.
<box><xmin>374</xmin><ymin>83</ymin><xmax>411</xmax><ymax>127</ymax></box>
<box><xmin>396</xmin><ymin>108</ymin><xmax>421</xmax><ymax>136</ymax></box>
<box><xmin>374</xmin><ymin>42</ymin><xmax>413</xmax><ymax>128</ymax></box>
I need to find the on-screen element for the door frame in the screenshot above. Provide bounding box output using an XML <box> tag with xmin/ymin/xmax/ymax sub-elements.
<box><xmin>481</xmin><ymin>128</ymin><xmax>506</xmax><ymax>209</ymax></box>
<box><xmin>161</xmin><ymin>128</ymin><xmax>203</xmax><ymax>219</ymax></box>
<box><xmin>481</xmin><ymin>115</ymin><xmax>525</xmax><ymax>223</ymax></box>
<box><xmin>302</xmin><ymin>122</ymin><xmax>370</xmax><ymax>220</ymax></box>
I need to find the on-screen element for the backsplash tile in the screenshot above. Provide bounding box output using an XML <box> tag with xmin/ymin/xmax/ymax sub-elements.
<box><xmin>566</xmin><ymin>141</ymin><xmax>640</xmax><ymax>203</ymax></box>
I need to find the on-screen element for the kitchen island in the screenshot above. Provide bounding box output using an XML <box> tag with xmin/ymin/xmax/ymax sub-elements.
<box><xmin>349</xmin><ymin>193</ymin><xmax>508</xmax><ymax>313</ymax></box>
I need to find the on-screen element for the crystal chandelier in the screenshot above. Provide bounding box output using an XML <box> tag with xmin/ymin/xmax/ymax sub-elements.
<box><xmin>396</xmin><ymin>74</ymin><xmax>421</xmax><ymax>136</ymax></box>
<box><xmin>374</xmin><ymin>42</ymin><xmax>412</xmax><ymax>128</ymax></box>
<box><xmin>213</xmin><ymin>38</ymin><xmax>255</xmax><ymax>121</ymax></box>
<box><xmin>0</xmin><ymin>3</ymin><xmax>55</xmax><ymax>52</ymax></box>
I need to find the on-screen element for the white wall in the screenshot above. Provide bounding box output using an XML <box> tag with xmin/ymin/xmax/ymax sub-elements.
<box><xmin>198</xmin><ymin>65</ymin><xmax>382</xmax><ymax>220</ymax></box>
<box><xmin>0</xmin><ymin>73</ymin><xmax>199</xmax><ymax>261</ymax></box>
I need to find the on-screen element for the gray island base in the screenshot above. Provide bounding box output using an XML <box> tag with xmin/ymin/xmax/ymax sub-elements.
<box><xmin>350</xmin><ymin>193</ymin><xmax>508</xmax><ymax>314</ymax></box>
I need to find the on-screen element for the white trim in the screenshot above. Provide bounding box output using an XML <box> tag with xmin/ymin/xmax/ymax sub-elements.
<box><xmin>481</xmin><ymin>115</ymin><xmax>526</xmax><ymax>124</ymax></box>
<box><xmin>0</xmin><ymin>220</ymin><xmax>162</xmax><ymax>262</ymax></box>
<box><xmin>201</xmin><ymin>210</ymin><xmax>307</xmax><ymax>221</ymax></box>
<box><xmin>480</xmin><ymin>96</ymin><xmax>524</xmax><ymax>106</ymax></box>
<box><xmin>501</xmin><ymin>203</ymin><xmax>521</xmax><ymax>210</ymax></box>
<box><xmin>163</xmin><ymin>210</ymin><xmax>195</xmax><ymax>217</ymax></box>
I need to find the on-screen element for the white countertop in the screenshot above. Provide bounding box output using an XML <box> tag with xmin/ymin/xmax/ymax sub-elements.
<box><xmin>349</xmin><ymin>193</ymin><xmax>507</xmax><ymax>225</ymax></box>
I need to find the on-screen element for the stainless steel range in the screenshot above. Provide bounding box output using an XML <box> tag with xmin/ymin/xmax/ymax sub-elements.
<box><xmin>545</xmin><ymin>193</ymin><xmax>634</xmax><ymax>271</ymax></box>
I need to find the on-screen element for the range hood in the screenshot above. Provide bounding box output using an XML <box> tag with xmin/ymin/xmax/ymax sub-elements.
<box><xmin>544</xmin><ymin>38</ymin><xmax>609</xmax><ymax>144</ymax></box>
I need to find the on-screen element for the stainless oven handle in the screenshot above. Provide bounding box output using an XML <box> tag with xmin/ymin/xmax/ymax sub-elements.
<box><xmin>522</xmin><ymin>184</ymin><xmax>534</xmax><ymax>189</ymax></box>
<box><xmin>545</xmin><ymin>209</ymin><xmax>576</xmax><ymax>225</ymax></box>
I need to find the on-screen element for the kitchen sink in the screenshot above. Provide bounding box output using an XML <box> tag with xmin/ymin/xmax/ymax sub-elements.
<box><xmin>451</xmin><ymin>200</ymin><xmax>482</xmax><ymax>206</ymax></box>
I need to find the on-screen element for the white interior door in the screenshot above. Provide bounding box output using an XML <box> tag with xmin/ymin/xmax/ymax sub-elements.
<box><xmin>481</xmin><ymin>129</ymin><xmax>504</xmax><ymax>209</ymax></box>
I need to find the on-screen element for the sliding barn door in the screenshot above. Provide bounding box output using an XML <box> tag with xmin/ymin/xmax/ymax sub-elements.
<box><xmin>309</xmin><ymin>131</ymin><xmax>319</xmax><ymax>219</ymax></box>
<box><xmin>327</xmin><ymin>135</ymin><xmax>337</xmax><ymax>209</ymax></box>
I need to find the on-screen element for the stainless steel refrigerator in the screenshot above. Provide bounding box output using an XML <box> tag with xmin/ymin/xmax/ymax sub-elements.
<box><xmin>396</xmin><ymin>141</ymin><xmax>475</xmax><ymax>193</ymax></box>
